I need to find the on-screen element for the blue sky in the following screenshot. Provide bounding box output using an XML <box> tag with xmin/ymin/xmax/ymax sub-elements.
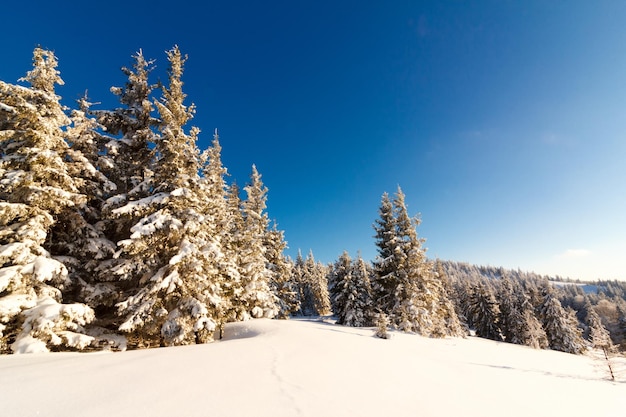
<box><xmin>2</xmin><ymin>1</ymin><xmax>626</xmax><ymax>281</ymax></box>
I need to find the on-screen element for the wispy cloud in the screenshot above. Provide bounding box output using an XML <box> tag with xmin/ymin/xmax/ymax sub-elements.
<box><xmin>557</xmin><ymin>249</ymin><xmax>591</xmax><ymax>259</ymax></box>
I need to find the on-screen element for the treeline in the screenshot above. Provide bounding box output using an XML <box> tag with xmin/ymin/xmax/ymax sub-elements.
<box><xmin>322</xmin><ymin>194</ymin><xmax>625</xmax><ymax>354</ymax></box>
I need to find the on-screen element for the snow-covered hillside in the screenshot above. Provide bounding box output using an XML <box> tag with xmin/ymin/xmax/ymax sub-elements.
<box><xmin>1</xmin><ymin>318</ymin><xmax>624</xmax><ymax>417</ymax></box>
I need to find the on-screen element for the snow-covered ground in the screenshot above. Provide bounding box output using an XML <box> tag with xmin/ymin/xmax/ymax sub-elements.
<box><xmin>1</xmin><ymin>318</ymin><xmax>624</xmax><ymax>417</ymax></box>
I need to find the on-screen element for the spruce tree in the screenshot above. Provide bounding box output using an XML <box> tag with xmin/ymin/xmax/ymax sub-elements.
<box><xmin>334</xmin><ymin>253</ymin><xmax>373</xmax><ymax>327</ymax></box>
<box><xmin>113</xmin><ymin>47</ymin><xmax>223</xmax><ymax>346</ymax></box>
<box><xmin>329</xmin><ymin>251</ymin><xmax>352</xmax><ymax>316</ymax></box>
<box><xmin>467</xmin><ymin>282</ymin><xmax>502</xmax><ymax>341</ymax></box>
<box><xmin>239</xmin><ymin>165</ymin><xmax>277</xmax><ymax>319</ymax></box>
<box><xmin>0</xmin><ymin>48</ymin><xmax>95</xmax><ymax>353</ymax></box>
<box><xmin>497</xmin><ymin>277</ymin><xmax>547</xmax><ymax>348</ymax></box>
<box><xmin>372</xmin><ymin>187</ymin><xmax>461</xmax><ymax>336</ymax></box>
<box><xmin>95</xmin><ymin>50</ymin><xmax>157</xmax><ymax>198</ymax></box>
<box><xmin>265</xmin><ymin>224</ymin><xmax>298</xmax><ymax>318</ymax></box>
<box><xmin>539</xmin><ymin>292</ymin><xmax>586</xmax><ymax>354</ymax></box>
<box><xmin>297</xmin><ymin>251</ymin><xmax>331</xmax><ymax>316</ymax></box>
<box><xmin>585</xmin><ymin>302</ymin><xmax>613</xmax><ymax>351</ymax></box>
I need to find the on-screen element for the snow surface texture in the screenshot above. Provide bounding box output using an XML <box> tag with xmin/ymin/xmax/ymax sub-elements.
<box><xmin>0</xmin><ymin>319</ymin><xmax>624</xmax><ymax>417</ymax></box>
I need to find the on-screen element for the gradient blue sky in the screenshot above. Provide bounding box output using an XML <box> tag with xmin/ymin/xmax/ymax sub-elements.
<box><xmin>2</xmin><ymin>1</ymin><xmax>625</xmax><ymax>281</ymax></box>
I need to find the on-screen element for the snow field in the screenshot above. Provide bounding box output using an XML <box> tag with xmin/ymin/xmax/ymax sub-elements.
<box><xmin>0</xmin><ymin>318</ymin><xmax>624</xmax><ymax>417</ymax></box>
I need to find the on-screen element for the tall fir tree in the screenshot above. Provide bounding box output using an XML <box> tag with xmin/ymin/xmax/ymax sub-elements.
<box><xmin>297</xmin><ymin>250</ymin><xmax>331</xmax><ymax>316</ymax></box>
<box><xmin>0</xmin><ymin>48</ymin><xmax>96</xmax><ymax>353</ymax></box>
<box><xmin>329</xmin><ymin>251</ymin><xmax>352</xmax><ymax>316</ymax></box>
<box><xmin>585</xmin><ymin>302</ymin><xmax>613</xmax><ymax>351</ymax></box>
<box><xmin>238</xmin><ymin>165</ymin><xmax>277</xmax><ymax>319</ymax></box>
<box><xmin>264</xmin><ymin>224</ymin><xmax>298</xmax><ymax>318</ymax></box>
<box><xmin>112</xmin><ymin>47</ymin><xmax>223</xmax><ymax>347</ymax></box>
<box><xmin>95</xmin><ymin>50</ymin><xmax>157</xmax><ymax>198</ymax></box>
<box><xmin>333</xmin><ymin>252</ymin><xmax>373</xmax><ymax>327</ymax></box>
<box><xmin>466</xmin><ymin>282</ymin><xmax>502</xmax><ymax>341</ymax></box>
<box><xmin>497</xmin><ymin>277</ymin><xmax>547</xmax><ymax>348</ymax></box>
<box><xmin>539</xmin><ymin>292</ymin><xmax>586</xmax><ymax>354</ymax></box>
<box><xmin>372</xmin><ymin>187</ymin><xmax>461</xmax><ymax>336</ymax></box>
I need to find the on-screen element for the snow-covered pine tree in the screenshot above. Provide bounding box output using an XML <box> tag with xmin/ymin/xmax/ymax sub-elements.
<box><xmin>434</xmin><ymin>259</ymin><xmax>467</xmax><ymax>336</ymax></box>
<box><xmin>238</xmin><ymin>165</ymin><xmax>277</xmax><ymax>319</ymax></box>
<box><xmin>372</xmin><ymin>187</ymin><xmax>459</xmax><ymax>336</ymax></box>
<box><xmin>497</xmin><ymin>276</ymin><xmax>547</xmax><ymax>348</ymax></box>
<box><xmin>200</xmin><ymin>132</ymin><xmax>239</xmax><ymax>333</ymax></box>
<box><xmin>371</xmin><ymin>192</ymin><xmax>396</xmax><ymax>315</ymax></box>
<box><xmin>264</xmin><ymin>223</ymin><xmax>298</xmax><ymax>318</ymax></box>
<box><xmin>291</xmin><ymin>250</ymin><xmax>309</xmax><ymax>315</ymax></box>
<box><xmin>329</xmin><ymin>251</ymin><xmax>352</xmax><ymax>316</ymax></box>
<box><xmin>50</xmin><ymin>98</ymin><xmax>119</xmax><ymax>315</ymax></box>
<box><xmin>297</xmin><ymin>251</ymin><xmax>331</xmax><ymax>316</ymax></box>
<box><xmin>223</xmin><ymin>182</ymin><xmax>246</xmax><ymax>321</ymax></box>
<box><xmin>334</xmin><ymin>253</ymin><xmax>374</xmax><ymax>327</ymax></box>
<box><xmin>539</xmin><ymin>292</ymin><xmax>586</xmax><ymax>354</ymax></box>
<box><xmin>112</xmin><ymin>47</ymin><xmax>223</xmax><ymax>347</ymax></box>
<box><xmin>374</xmin><ymin>311</ymin><xmax>391</xmax><ymax>339</ymax></box>
<box><xmin>466</xmin><ymin>282</ymin><xmax>502</xmax><ymax>341</ymax></box>
<box><xmin>95</xmin><ymin>50</ymin><xmax>157</xmax><ymax>199</ymax></box>
<box><xmin>585</xmin><ymin>302</ymin><xmax>613</xmax><ymax>351</ymax></box>
<box><xmin>0</xmin><ymin>48</ymin><xmax>96</xmax><ymax>353</ymax></box>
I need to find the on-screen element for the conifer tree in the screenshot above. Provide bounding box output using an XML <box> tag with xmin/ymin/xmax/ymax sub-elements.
<box><xmin>51</xmin><ymin>99</ymin><xmax>119</xmax><ymax>313</ymax></box>
<box><xmin>201</xmin><ymin>134</ymin><xmax>239</xmax><ymax>328</ymax></box>
<box><xmin>585</xmin><ymin>302</ymin><xmax>613</xmax><ymax>351</ymax></box>
<box><xmin>372</xmin><ymin>187</ymin><xmax>461</xmax><ymax>336</ymax></box>
<box><xmin>329</xmin><ymin>251</ymin><xmax>352</xmax><ymax>316</ymax></box>
<box><xmin>497</xmin><ymin>277</ymin><xmax>547</xmax><ymax>348</ymax></box>
<box><xmin>291</xmin><ymin>250</ymin><xmax>307</xmax><ymax>315</ymax></box>
<box><xmin>112</xmin><ymin>47</ymin><xmax>223</xmax><ymax>346</ymax></box>
<box><xmin>95</xmin><ymin>50</ymin><xmax>157</xmax><ymax>198</ymax></box>
<box><xmin>333</xmin><ymin>253</ymin><xmax>373</xmax><ymax>327</ymax></box>
<box><xmin>238</xmin><ymin>165</ymin><xmax>277</xmax><ymax>319</ymax></box>
<box><xmin>539</xmin><ymin>292</ymin><xmax>586</xmax><ymax>354</ymax></box>
<box><xmin>371</xmin><ymin>192</ymin><xmax>396</xmax><ymax>314</ymax></box>
<box><xmin>297</xmin><ymin>251</ymin><xmax>331</xmax><ymax>316</ymax></box>
<box><xmin>265</xmin><ymin>224</ymin><xmax>298</xmax><ymax>318</ymax></box>
<box><xmin>467</xmin><ymin>282</ymin><xmax>502</xmax><ymax>341</ymax></box>
<box><xmin>0</xmin><ymin>48</ymin><xmax>95</xmax><ymax>353</ymax></box>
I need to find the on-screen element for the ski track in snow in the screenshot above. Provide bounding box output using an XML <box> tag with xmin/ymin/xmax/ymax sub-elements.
<box><xmin>0</xmin><ymin>318</ymin><xmax>625</xmax><ymax>417</ymax></box>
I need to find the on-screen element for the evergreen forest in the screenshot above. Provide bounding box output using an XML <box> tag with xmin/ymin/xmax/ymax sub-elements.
<box><xmin>1</xmin><ymin>47</ymin><xmax>625</xmax><ymax>355</ymax></box>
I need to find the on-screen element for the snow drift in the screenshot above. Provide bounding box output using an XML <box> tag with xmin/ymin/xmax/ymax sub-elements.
<box><xmin>0</xmin><ymin>318</ymin><xmax>624</xmax><ymax>417</ymax></box>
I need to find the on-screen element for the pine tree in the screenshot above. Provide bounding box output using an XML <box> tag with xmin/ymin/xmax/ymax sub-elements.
<box><xmin>94</xmin><ymin>50</ymin><xmax>157</xmax><ymax>198</ymax></box>
<box><xmin>372</xmin><ymin>187</ymin><xmax>461</xmax><ymax>336</ymax></box>
<box><xmin>585</xmin><ymin>302</ymin><xmax>613</xmax><ymax>351</ymax></box>
<box><xmin>297</xmin><ymin>251</ymin><xmax>331</xmax><ymax>316</ymax></box>
<box><xmin>374</xmin><ymin>312</ymin><xmax>391</xmax><ymax>339</ymax></box>
<box><xmin>334</xmin><ymin>253</ymin><xmax>373</xmax><ymax>327</ymax></box>
<box><xmin>539</xmin><ymin>292</ymin><xmax>586</xmax><ymax>354</ymax></box>
<box><xmin>199</xmin><ymin>131</ymin><xmax>238</xmax><ymax>337</ymax></box>
<box><xmin>467</xmin><ymin>282</ymin><xmax>502</xmax><ymax>341</ymax></box>
<box><xmin>329</xmin><ymin>251</ymin><xmax>352</xmax><ymax>316</ymax></box>
<box><xmin>0</xmin><ymin>48</ymin><xmax>95</xmax><ymax>353</ymax></box>
<box><xmin>497</xmin><ymin>277</ymin><xmax>547</xmax><ymax>348</ymax></box>
<box><xmin>291</xmin><ymin>250</ymin><xmax>307</xmax><ymax>315</ymax></box>
<box><xmin>371</xmin><ymin>192</ymin><xmax>395</xmax><ymax>314</ymax></box>
<box><xmin>239</xmin><ymin>165</ymin><xmax>277</xmax><ymax>319</ymax></box>
<box><xmin>51</xmin><ymin>98</ymin><xmax>119</xmax><ymax>315</ymax></box>
<box><xmin>265</xmin><ymin>224</ymin><xmax>298</xmax><ymax>318</ymax></box>
<box><xmin>112</xmin><ymin>47</ymin><xmax>223</xmax><ymax>347</ymax></box>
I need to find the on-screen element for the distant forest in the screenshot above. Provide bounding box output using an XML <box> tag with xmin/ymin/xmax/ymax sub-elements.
<box><xmin>1</xmin><ymin>47</ymin><xmax>624</xmax><ymax>355</ymax></box>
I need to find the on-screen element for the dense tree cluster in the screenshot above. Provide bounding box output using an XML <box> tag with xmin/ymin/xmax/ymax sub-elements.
<box><xmin>0</xmin><ymin>47</ymin><xmax>296</xmax><ymax>353</ymax></box>
<box><xmin>441</xmin><ymin>260</ymin><xmax>626</xmax><ymax>353</ymax></box>
<box><xmin>2</xmin><ymin>47</ymin><xmax>625</xmax><ymax>358</ymax></box>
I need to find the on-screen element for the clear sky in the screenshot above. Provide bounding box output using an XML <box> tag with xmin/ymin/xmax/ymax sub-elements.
<box><xmin>2</xmin><ymin>1</ymin><xmax>625</xmax><ymax>281</ymax></box>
